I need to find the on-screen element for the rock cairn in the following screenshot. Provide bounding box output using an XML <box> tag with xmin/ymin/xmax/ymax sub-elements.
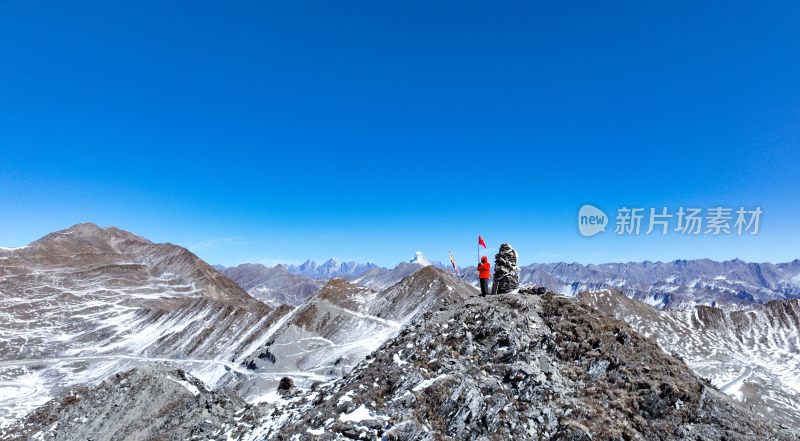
<box><xmin>491</xmin><ymin>243</ymin><xmax>519</xmax><ymax>294</ymax></box>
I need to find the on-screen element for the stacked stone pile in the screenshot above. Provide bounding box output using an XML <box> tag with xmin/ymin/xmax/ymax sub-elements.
<box><xmin>492</xmin><ymin>243</ymin><xmax>519</xmax><ymax>294</ymax></box>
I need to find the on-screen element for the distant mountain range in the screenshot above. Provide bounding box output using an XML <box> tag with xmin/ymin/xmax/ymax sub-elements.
<box><xmin>283</xmin><ymin>259</ymin><xmax>379</xmax><ymax>280</ymax></box>
<box><xmin>219</xmin><ymin>263</ymin><xmax>324</xmax><ymax>308</ymax></box>
<box><xmin>223</xmin><ymin>254</ymin><xmax>800</xmax><ymax>310</ymax></box>
<box><xmin>219</xmin><ymin>252</ymin><xmax>447</xmax><ymax>300</ymax></box>
<box><xmin>514</xmin><ymin>259</ymin><xmax>800</xmax><ymax>309</ymax></box>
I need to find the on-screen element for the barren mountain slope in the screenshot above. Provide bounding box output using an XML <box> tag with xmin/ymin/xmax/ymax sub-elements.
<box><xmin>0</xmin><ymin>223</ymin><xmax>290</xmax><ymax>426</ymax></box>
<box><xmin>579</xmin><ymin>289</ymin><xmax>800</xmax><ymax>428</ymax></box>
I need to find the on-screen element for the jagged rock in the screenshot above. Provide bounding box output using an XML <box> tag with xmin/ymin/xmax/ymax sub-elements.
<box><xmin>519</xmin><ymin>285</ymin><xmax>548</xmax><ymax>295</ymax></box>
<box><xmin>383</xmin><ymin>420</ymin><xmax>433</xmax><ymax>440</ymax></box>
<box><xmin>491</xmin><ymin>243</ymin><xmax>519</xmax><ymax>294</ymax></box>
<box><xmin>588</xmin><ymin>359</ymin><xmax>610</xmax><ymax>379</ymax></box>
<box><xmin>10</xmin><ymin>364</ymin><xmax>245</xmax><ymax>441</ymax></box>
<box><xmin>538</xmin><ymin>355</ymin><xmax>552</xmax><ymax>374</ymax></box>
<box><xmin>256</xmin><ymin>349</ymin><xmax>277</xmax><ymax>363</ymax></box>
<box><xmin>555</xmin><ymin>421</ymin><xmax>593</xmax><ymax>441</ymax></box>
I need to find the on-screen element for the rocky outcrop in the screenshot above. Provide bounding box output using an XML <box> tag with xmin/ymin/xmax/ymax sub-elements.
<box><xmin>492</xmin><ymin>243</ymin><xmax>519</xmax><ymax>294</ymax></box>
<box><xmin>7</xmin><ymin>364</ymin><xmax>246</xmax><ymax>441</ymax></box>
<box><xmin>519</xmin><ymin>285</ymin><xmax>549</xmax><ymax>295</ymax></box>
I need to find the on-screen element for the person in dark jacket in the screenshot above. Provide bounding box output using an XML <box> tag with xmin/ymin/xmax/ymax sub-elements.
<box><xmin>477</xmin><ymin>256</ymin><xmax>490</xmax><ymax>296</ymax></box>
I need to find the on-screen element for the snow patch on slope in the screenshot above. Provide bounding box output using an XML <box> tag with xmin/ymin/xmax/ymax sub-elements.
<box><xmin>409</xmin><ymin>252</ymin><xmax>432</xmax><ymax>267</ymax></box>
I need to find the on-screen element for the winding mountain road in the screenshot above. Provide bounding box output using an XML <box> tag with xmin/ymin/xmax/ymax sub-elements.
<box><xmin>720</xmin><ymin>366</ymin><xmax>753</xmax><ymax>394</ymax></box>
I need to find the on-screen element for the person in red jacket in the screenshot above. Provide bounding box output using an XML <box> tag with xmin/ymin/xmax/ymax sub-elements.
<box><xmin>477</xmin><ymin>256</ymin><xmax>491</xmax><ymax>296</ymax></box>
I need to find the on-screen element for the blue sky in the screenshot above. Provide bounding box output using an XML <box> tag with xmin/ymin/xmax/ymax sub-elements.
<box><xmin>1</xmin><ymin>1</ymin><xmax>798</xmax><ymax>267</ymax></box>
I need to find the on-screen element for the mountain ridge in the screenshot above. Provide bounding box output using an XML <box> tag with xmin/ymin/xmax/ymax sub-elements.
<box><xmin>12</xmin><ymin>293</ymin><xmax>797</xmax><ymax>440</ymax></box>
<box><xmin>238</xmin><ymin>266</ymin><xmax>477</xmax><ymax>382</ymax></box>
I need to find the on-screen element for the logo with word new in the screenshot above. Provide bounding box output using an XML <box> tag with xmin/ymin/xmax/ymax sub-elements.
<box><xmin>578</xmin><ymin>204</ymin><xmax>608</xmax><ymax>237</ymax></box>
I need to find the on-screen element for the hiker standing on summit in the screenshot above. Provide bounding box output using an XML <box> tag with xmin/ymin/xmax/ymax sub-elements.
<box><xmin>478</xmin><ymin>256</ymin><xmax>490</xmax><ymax>296</ymax></box>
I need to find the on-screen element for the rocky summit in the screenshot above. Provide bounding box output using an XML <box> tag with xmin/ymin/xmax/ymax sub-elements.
<box><xmin>16</xmin><ymin>290</ymin><xmax>797</xmax><ymax>440</ymax></box>
<box><xmin>265</xmin><ymin>293</ymin><xmax>793</xmax><ymax>440</ymax></box>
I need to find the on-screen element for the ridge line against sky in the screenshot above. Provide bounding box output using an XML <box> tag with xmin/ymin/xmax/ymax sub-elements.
<box><xmin>2</xmin><ymin>222</ymin><xmax>798</xmax><ymax>269</ymax></box>
<box><xmin>1</xmin><ymin>1</ymin><xmax>798</xmax><ymax>266</ymax></box>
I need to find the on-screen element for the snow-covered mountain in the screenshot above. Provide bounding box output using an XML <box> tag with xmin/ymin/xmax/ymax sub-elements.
<box><xmin>408</xmin><ymin>251</ymin><xmax>431</xmax><ymax>266</ymax></box>
<box><xmin>351</xmin><ymin>252</ymin><xmax>450</xmax><ymax>290</ymax></box>
<box><xmin>282</xmin><ymin>258</ymin><xmax>378</xmax><ymax>280</ymax></box>
<box><xmin>0</xmin><ymin>223</ymin><xmax>293</xmax><ymax>427</ymax></box>
<box><xmin>579</xmin><ymin>289</ymin><xmax>800</xmax><ymax>429</ymax></box>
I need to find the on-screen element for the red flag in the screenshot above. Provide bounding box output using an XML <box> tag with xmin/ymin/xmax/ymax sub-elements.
<box><xmin>478</xmin><ymin>235</ymin><xmax>486</xmax><ymax>248</ymax></box>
